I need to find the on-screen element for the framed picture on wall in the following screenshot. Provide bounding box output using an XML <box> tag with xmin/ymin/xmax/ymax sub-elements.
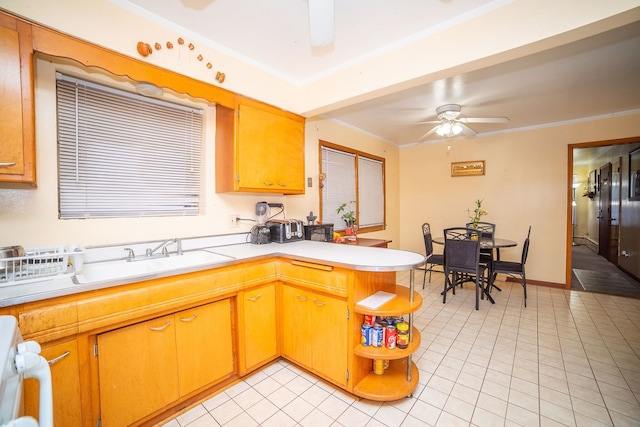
<box><xmin>630</xmin><ymin>148</ymin><xmax>640</xmax><ymax>201</ymax></box>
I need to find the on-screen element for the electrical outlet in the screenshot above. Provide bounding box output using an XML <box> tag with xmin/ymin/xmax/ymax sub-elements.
<box><xmin>229</xmin><ymin>214</ymin><xmax>239</xmax><ymax>228</ymax></box>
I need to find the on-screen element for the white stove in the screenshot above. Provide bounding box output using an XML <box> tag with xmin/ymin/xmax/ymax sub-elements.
<box><xmin>0</xmin><ymin>316</ymin><xmax>52</xmax><ymax>427</ymax></box>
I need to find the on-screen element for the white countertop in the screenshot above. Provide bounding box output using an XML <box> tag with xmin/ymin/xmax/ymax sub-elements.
<box><xmin>0</xmin><ymin>237</ymin><xmax>425</xmax><ymax>307</ymax></box>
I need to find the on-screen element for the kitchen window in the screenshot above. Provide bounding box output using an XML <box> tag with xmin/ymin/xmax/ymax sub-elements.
<box><xmin>320</xmin><ymin>142</ymin><xmax>385</xmax><ymax>231</ymax></box>
<box><xmin>56</xmin><ymin>73</ymin><xmax>203</xmax><ymax>219</ymax></box>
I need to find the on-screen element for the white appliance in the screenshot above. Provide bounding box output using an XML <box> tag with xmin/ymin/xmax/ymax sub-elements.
<box><xmin>0</xmin><ymin>316</ymin><xmax>53</xmax><ymax>427</ymax></box>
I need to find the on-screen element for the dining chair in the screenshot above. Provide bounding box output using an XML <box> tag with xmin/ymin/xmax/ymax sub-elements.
<box><xmin>492</xmin><ymin>226</ymin><xmax>531</xmax><ymax>307</ymax></box>
<box><xmin>466</xmin><ymin>222</ymin><xmax>499</xmax><ymax>291</ymax></box>
<box><xmin>443</xmin><ymin>227</ymin><xmax>492</xmax><ymax>310</ymax></box>
<box><xmin>416</xmin><ymin>223</ymin><xmax>444</xmax><ymax>288</ymax></box>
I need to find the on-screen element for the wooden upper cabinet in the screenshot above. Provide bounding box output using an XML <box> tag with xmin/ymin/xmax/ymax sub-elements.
<box><xmin>216</xmin><ymin>98</ymin><xmax>305</xmax><ymax>194</ymax></box>
<box><xmin>0</xmin><ymin>16</ymin><xmax>35</xmax><ymax>186</ymax></box>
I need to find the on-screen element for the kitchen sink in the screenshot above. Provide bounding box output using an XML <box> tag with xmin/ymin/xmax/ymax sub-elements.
<box><xmin>74</xmin><ymin>250</ymin><xmax>234</xmax><ymax>284</ymax></box>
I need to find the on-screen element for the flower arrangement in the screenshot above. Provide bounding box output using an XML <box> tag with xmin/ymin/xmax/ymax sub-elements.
<box><xmin>468</xmin><ymin>199</ymin><xmax>488</xmax><ymax>228</ymax></box>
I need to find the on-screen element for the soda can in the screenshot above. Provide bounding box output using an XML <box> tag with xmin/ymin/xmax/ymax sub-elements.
<box><xmin>364</xmin><ymin>315</ymin><xmax>375</xmax><ymax>326</ymax></box>
<box><xmin>385</xmin><ymin>325</ymin><xmax>397</xmax><ymax>349</ymax></box>
<box><xmin>361</xmin><ymin>324</ymin><xmax>372</xmax><ymax>346</ymax></box>
<box><xmin>370</xmin><ymin>325</ymin><xmax>384</xmax><ymax>347</ymax></box>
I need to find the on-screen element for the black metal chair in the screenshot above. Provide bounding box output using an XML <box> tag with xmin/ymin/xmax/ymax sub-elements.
<box><xmin>466</xmin><ymin>222</ymin><xmax>500</xmax><ymax>292</ymax></box>
<box><xmin>416</xmin><ymin>223</ymin><xmax>444</xmax><ymax>288</ymax></box>
<box><xmin>443</xmin><ymin>227</ymin><xmax>493</xmax><ymax>310</ymax></box>
<box><xmin>492</xmin><ymin>226</ymin><xmax>531</xmax><ymax>307</ymax></box>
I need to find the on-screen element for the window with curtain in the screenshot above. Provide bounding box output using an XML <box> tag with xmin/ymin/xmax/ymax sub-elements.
<box><xmin>56</xmin><ymin>73</ymin><xmax>203</xmax><ymax>219</ymax></box>
<box><xmin>320</xmin><ymin>142</ymin><xmax>385</xmax><ymax>231</ymax></box>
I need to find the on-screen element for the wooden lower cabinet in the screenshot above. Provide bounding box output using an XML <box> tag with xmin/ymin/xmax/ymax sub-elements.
<box><xmin>24</xmin><ymin>338</ymin><xmax>83</xmax><ymax>427</ymax></box>
<box><xmin>174</xmin><ymin>301</ymin><xmax>234</xmax><ymax>395</ymax></box>
<box><xmin>97</xmin><ymin>299</ymin><xmax>233</xmax><ymax>426</ymax></box>
<box><xmin>238</xmin><ymin>283</ymin><xmax>278</xmax><ymax>374</ymax></box>
<box><xmin>281</xmin><ymin>284</ymin><xmax>348</xmax><ymax>387</ymax></box>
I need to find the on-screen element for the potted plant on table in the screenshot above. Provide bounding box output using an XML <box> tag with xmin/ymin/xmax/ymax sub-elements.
<box><xmin>468</xmin><ymin>199</ymin><xmax>488</xmax><ymax>230</ymax></box>
<box><xmin>337</xmin><ymin>201</ymin><xmax>357</xmax><ymax>241</ymax></box>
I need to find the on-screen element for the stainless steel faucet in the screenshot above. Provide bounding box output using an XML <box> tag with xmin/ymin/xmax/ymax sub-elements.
<box><xmin>146</xmin><ymin>238</ymin><xmax>182</xmax><ymax>257</ymax></box>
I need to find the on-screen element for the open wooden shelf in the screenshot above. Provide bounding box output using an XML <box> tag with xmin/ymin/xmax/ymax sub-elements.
<box><xmin>353</xmin><ymin>328</ymin><xmax>421</xmax><ymax>360</ymax></box>
<box><xmin>354</xmin><ymin>285</ymin><xmax>422</xmax><ymax>317</ymax></box>
<box><xmin>352</xmin><ymin>358</ymin><xmax>419</xmax><ymax>401</ymax></box>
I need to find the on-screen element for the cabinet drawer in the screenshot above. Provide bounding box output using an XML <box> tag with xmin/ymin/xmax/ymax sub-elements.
<box><xmin>278</xmin><ymin>259</ymin><xmax>349</xmax><ymax>296</ymax></box>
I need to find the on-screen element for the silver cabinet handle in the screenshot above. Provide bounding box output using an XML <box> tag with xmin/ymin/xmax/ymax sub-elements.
<box><xmin>150</xmin><ymin>321</ymin><xmax>171</xmax><ymax>331</ymax></box>
<box><xmin>178</xmin><ymin>314</ymin><xmax>198</xmax><ymax>322</ymax></box>
<box><xmin>296</xmin><ymin>294</ymin><xmax>308</xmax><ymax>302</ymax></box>
<box><xmin>246</xmin><ymin>294</ymin><xmax>262</xmax><ymax>302</ymax></box>
<box><xmin>263</xmin><ymin>181</ymin><xmax>274</xmax><ymax>186</ymax></box>
<box><xmin>47</xmin><ymin>351</ymin><xmax>70</xmax><ymax>365</ymax></box>
<box><xmin>0</xmin><ymin>162</ymin><xmax>17</xmax><ymax>167</ymax></box>
<box><xmin>278</xmin><ymin>183</ymin><xmax>287</xmax><ymax>187</ymax></box>
<box><xmin>313</xmin><ymin>298</ymin><xmax>327</xmax><ymax>307</ymax></box>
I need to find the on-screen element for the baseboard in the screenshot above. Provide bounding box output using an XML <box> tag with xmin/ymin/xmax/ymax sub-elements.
<box><xmin>505</xmin><ymin>277</ymin><xmax>564</xmax><ymax>289</ymax></box>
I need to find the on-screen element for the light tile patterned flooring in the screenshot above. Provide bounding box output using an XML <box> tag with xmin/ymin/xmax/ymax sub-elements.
<box><xmin>160</xmin><ymin>271</ymin><xmax>640</xmax><ymax>426</ymax></box>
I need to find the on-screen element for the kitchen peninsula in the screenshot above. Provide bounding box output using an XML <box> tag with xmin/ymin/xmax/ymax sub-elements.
<box><xmin>0</xmin><ymin>237</ymin><xmax>424</xmax><ymax>427</ymax></box>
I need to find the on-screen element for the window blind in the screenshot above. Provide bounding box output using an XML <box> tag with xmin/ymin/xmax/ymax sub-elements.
<box><xmin>56</xmin><ymin>73</ymin><xmax>203</xmax><ymax>219</ymax></box>
<box><xmin>321</xmin><ymin>147</ymin><xmax>356</xmax><ymax>229</ymax></box>
<box><xmin>358</xmin><ymin>156</ymin><xmax>384</xmax><ymax>227</ymax></box>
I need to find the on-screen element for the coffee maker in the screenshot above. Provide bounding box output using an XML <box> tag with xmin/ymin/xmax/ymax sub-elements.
<box><xmin>249</xmin><ymin>201</ymin><xmax>271</xmax><ymax>244</ymax></box>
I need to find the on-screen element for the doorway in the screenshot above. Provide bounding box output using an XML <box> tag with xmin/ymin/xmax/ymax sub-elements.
<box><xmin>568</xmin><ymin>139</ymin><xmax>640</xmax><ymax>297</ymax></box>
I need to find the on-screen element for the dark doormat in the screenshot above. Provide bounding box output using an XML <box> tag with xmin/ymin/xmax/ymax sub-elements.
<box><xmin>573</xmin><ymin>268</ymin><xmax>640</xmax><ymax>298</ymax></box>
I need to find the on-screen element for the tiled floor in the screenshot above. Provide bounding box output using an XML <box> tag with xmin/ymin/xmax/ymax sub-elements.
<box><xmin>160</xmin><ymin>271</ymin><xmax>640</xmax><ymax>426</ymax></box>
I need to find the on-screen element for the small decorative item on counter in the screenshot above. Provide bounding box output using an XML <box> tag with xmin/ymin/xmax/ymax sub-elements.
<box><xmin>306</xmin><ymin>211</ymin><xmax>317</xmax><ymax>225</ymax></box>
<box><xmin>336</xmin><ymin>201</ymin><xmax>357</xmax><ymax>240</ymax></box>
<box><xmin>396</xmin><ymin>322</ymin><xmax>409</xmax><ymax>349</ymax></box>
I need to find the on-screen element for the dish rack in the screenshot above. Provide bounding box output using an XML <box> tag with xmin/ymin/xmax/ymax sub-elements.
<box><xmin>0</xmin><ymin>246</ymin><xmax>74</xmax><ymax>284</ymax></box>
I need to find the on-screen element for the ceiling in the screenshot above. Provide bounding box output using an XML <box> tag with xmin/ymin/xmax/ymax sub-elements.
<box><xmin>116</xmin><ymin>0</ymin><xmax>640</xmax><ymax>146</ymax></box>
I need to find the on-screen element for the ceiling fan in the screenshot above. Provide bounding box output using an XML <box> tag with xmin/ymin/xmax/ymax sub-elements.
<box><xmin>414</xmin><ymin>104</ymin><xmax>509</xmax><ymax>140</ymax></box>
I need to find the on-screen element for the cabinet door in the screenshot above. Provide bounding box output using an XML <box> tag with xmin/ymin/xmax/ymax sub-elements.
<box><xmin>273</xmin><ymin>113</ymin><xmax>304</xmax><ymax>193</ymax></box>
<box><xmin>241</xmin><ymin>284</ymin><xmax>278</xmax><ymax>372</ymax></box>
<box><xmin>0</xmin><ymin>18</ymin><xmax>35</xmax><ymax>185</ymax></box>
<box><xmin>236</xmin><ymin>102</ymin><xmax>304</xmax><ymax>194</ymax></box>
<box><xmin>175</xmin><ymin>300</ymin><xmax>233</xmax><ymax>396</ymax></box>
<box><xmin>281</xmin><ymin>285</ymin><xmax>313</xmax><ymax>369</ymax></box>
<box><xmin>24</xmin><ymin>339</ymin><xmax>82</xmax><ymax>427</ymax></box>
<box><xmin>98</xmin><ymin>314</ymin><xmax>179</xmax><ymax>427</ymax></box>
<box><xmin>309</xmin><ymin>293</ymin><xmax>348</xmax><ymax>387</ymax></box>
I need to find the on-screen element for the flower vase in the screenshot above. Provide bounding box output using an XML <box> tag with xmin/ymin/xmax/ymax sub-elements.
<box><xmin>345</xmin><ymin>225</ymin><xmax>357</xmax><ymax>241</ymax></box>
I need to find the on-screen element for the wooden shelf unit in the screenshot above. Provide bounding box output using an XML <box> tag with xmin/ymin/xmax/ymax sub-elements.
<box><xmin>351</xmin><ymin>278</ymin><xmax>422</xmax><ymax>401</ymax></box>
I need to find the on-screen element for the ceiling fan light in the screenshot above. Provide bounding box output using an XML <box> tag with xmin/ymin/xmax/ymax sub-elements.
<box><xmin>308</xmin><ymin>0</ymin><xmax>334</xmax><ymax>47</ymax></box>
<box><xmin>436</xmin><ymin>122</ymin><xmax>451</xmax><ymax>136</ymax></box>
<box><xmin>435</xmin><ymin>120</ymin><xmax>463</xmax><ymax>137</ymax></box>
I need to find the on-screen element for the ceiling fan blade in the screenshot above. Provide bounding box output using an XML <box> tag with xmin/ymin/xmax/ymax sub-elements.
<box><xmin>417</xmin><ymin>126</ymin><xmax>439</xmax><ymax>141</ymax></box>
<box><xmin>459</xmin><ymin>122</ymin><xmax>477</xmax><ymax>136</ymax></box>
<box><xmin>460</xmin><ymin>117</ymin><xmax>509</xmax><ymax>124</ymax></box>
<box><xmin>308</xmin><ymin>0</ymin><xmax>334</xmax><ymax>47</ymax></box>
<box><xmin>397</xmin><ymin>120</ymin><xmax>441</xmax><ymax>127</ymax></box>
